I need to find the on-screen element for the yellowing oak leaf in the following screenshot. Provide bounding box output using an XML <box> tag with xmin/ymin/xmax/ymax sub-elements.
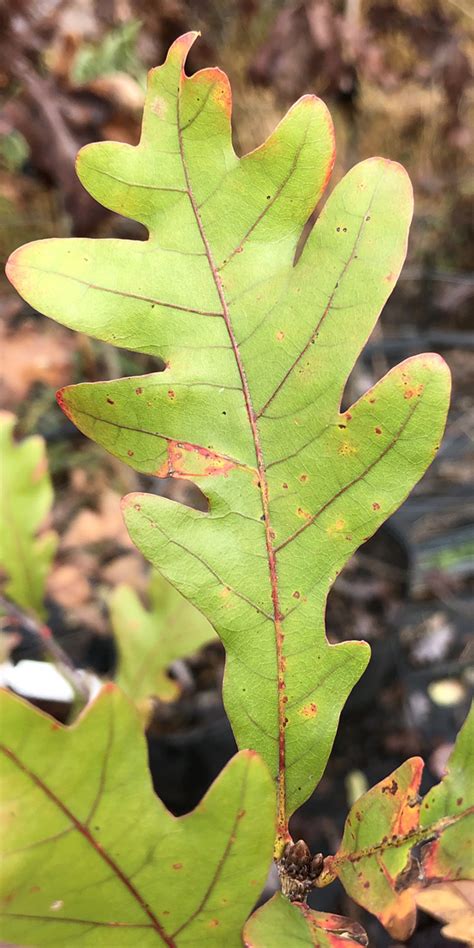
<box><xmin>6</xmin><ymin>33</ymin><xmax>451</xmax><ymax>847</ymax></box>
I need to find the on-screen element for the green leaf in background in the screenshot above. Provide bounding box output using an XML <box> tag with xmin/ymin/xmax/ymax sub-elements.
<box><xmin>0</xmin><ymin>412</ymin><xmax>57</xmax><ymax>619</ymax></box>
<box><xmin>110</xmin><ymin>571</ymin><xmax>215</xmax><ymax>702</ymax></box>
<box><xmin>244</xmin><ymin>892</ymin><xmax>368</xmax><ymax>947</ymax></box>
<box><xmin>6</xmin><ymin>32</ymin><xmax>451</xmax><ymax>847</ymax></box>
<box><xmin>0</xmin><ymin>686</ymin><xmax>275</xmax><ymax>946</ymax></box>
<box><xmin>320</xmin><ymin>706</ymin><xmax>473</xmax><ymax>940</ymax></box>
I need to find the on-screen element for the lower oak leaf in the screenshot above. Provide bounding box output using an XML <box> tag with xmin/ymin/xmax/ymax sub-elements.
<box><xmin>420</xmin><ymin>703</ymin><xmax>474</xmax><ymax>882</ymax></box>
<box><xmin>0</xmin><ymin>686</ymin><xmax>275</xmax><ymax>946</ymax></box>
<box><xmin>320</xmin><ymin>707</ymin><xmax>473</xmax><ymax>941</ymax></box>
<box><xmin>244</xmin><ymin>892</ymin><xmax>368</xmax><ymax>946</ymax></box>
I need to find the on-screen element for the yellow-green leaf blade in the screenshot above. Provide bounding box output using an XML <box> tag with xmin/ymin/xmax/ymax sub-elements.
<box><xmin>244</xmin><ymin>892</ymin><xmax>368</xmax><ymax>947</ymax></box>
<box><xmin>5</xmin><ymin>33</ymin><xmax>451</xmax><ymax>842</ymax></box>
<box><xmin>0</xmin><ymin>686</ymin><xmax>275</xmax><ymax>946</ymax></box>
<box><xmin>421</xmin><ymin>705</ymin><xmax>474</xmax><ymax>881</ymax></box>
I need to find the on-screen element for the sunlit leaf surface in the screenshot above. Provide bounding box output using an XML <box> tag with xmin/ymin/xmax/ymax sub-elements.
<box><xmin>6</xmin><ymin>33</ymin><xmax>451</xmax><ymax>843</ymax></box>
<box><xmin>0</xmin><ymin>686</ymin><xmax>275</xmax><ymax>945</ymax></box>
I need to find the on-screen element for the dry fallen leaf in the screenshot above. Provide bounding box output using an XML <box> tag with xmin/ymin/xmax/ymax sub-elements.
<box><xmin>0</xmin><ymin>322</ymin><xmax>74</xmax><ymax>406</ymax></box>
<box><xmin>416</xmin><ymin>881</ymin><xmax>474</xmax><ymax>946</ymax></box>
<box><xmin>46</xmin><ymin>563</ymin><xmax>91</xmax><ymax>609</ymax></box>
<box><xmin>61</xmin><ymin>489</ymin><xmax>133</xmax><ymax>550</ymax></box>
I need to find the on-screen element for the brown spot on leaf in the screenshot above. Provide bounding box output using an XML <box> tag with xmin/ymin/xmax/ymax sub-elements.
<box><xmin>276</xmin><ymin>330</ymin><xmax>285</xmax><ymax>341</ymax></box>
<box><xmin>339</xmin><ymin>442</ymin><xmax>356</xmax><ymax>456</ymax></box>
<box><xmin>372</xmin><ymin>502</ymin><xmax>380</xmax><ymax>511</ymax></box>
<box><xmin>297</xmin><ymin>507</ymin><xmax>311</xmax><ymax>519</ymax></box>
<box><xmin>404</xmin><ymin>383</ymin><xmax>424</xmax><ymax>400</ymax></box>
<box><xmin>292</xmin><ymin>590</ymin><xmax>301</xmax><ymax>599</ymax></box>
<box><xmin>299</xmin><ymin>701</ymin><xmax>318</xmax><ymax>718</ymax></box>
<box><xmin>127</xmin><ymin>450</ymin><xmax>134</xmax><ymax>457</ymax></box>
<box><xmin>375</xmin><ymin>427</ymin><xmax>382</xmax><ymax>435</ymax></box>
<box><xmin>173</xmin><ymin>863</ymin><xmax>183</xmax><ymax>870</ymax></box>
<box><xmin>106</xmin><ymin>397</ymin><xmax>115</xmax><ymax>405</ymax></box>
<box><xmin>156</xmin><ymin>440</ymin><xmax>239</xmax><ymax>479</ymax></box>
<box><xmin>299</xmin><ymin>473</ymin><xmax>308</xmax><ymax>483</ymax></box>
<box><xmin>167</xmin><ymin>389</ymin><xmax>176</xmax><ymax>400</ymax></box>
<box><xmin>135</xmin><ymin>387</ymin><xmax>143</xmax><ymax>395</ymax></box>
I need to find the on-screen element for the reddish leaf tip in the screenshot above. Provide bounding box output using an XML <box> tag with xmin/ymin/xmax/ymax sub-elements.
<box><xmin>166</xmin><ymin>30</ymin><xmax>200</xmax><ymax>68</ymax></box>
<box><xmin>5</xmin><ymin>247</ymin><xmax>21</xmax><ymax>288</ymax></box>
<box><xmin>56</xmin><ymin>387</ymin><xmax>73</xmax><ymax>420</ymax></box>
<box><xmin>102</xmin><ymin>682</ymin><xmax>117</xmax><ymax>694</ymax></box>
<box><xmin>121</xmin><ymin>492</ymin><xmax>146</xmax><ymax>512</ymax></box>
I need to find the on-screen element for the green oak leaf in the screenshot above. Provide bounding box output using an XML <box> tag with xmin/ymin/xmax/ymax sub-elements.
<box><xmin>244</xmin><ymin>892</ymin><xmax>368</xmax><ymax>947</ymax></box>
<box><xmin>6</xmin><ymin>32</ymin><xmax>451</xmax><ymax>846</ymax></box>
<box><xmin>420</xmin><ymin>703</ymin><xmax>473</xmax><ymax>881</ymax></box>
<box><xmin>0</xmin><ymin>412</ymin><xmax>57</xmax><ymax>619</ymax></box>
<box><xmin>110</xmin><ymin>571</ymin><xmax>215</xmax><ymax>702</ymax></box>
<box><xmin>322</xmin><ymin>757</ymin><xmax>423</xmax><ymax>940</ymax></box>
<box><xmin>321</xmin><ymin>707</ymin><xmax>473</xmax><ymax>940</ymax></box>
<box><xmin>0</xmin><ymin>686</ymin><xmax>275</xmax><ymax>946</ymax></box>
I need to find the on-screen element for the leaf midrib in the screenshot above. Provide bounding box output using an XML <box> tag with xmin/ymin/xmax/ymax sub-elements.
<box><xmin>176</xmin><ymin>74</ymin><xmax>289</xmax><ymax>847</ymax></box>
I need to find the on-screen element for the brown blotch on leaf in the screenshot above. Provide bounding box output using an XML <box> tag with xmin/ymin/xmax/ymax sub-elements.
<box><xmin>382</xmin><ymin>779</ymin><xmax>398</xmax><ymax>796</ymax></box>
<box><xmin>297</xmin><ymin>507</ymin><xmax>311</xmax><ymax>519</ymax></box>
<box><xmin>375</xmin><ymin>427</ymin><xmax>382</xmax><ymax>435</ymax></box>
<box><xmin>299</xmin><ymin>701</ymin><xmax>318</xmax><ymax>718</ymax></box>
